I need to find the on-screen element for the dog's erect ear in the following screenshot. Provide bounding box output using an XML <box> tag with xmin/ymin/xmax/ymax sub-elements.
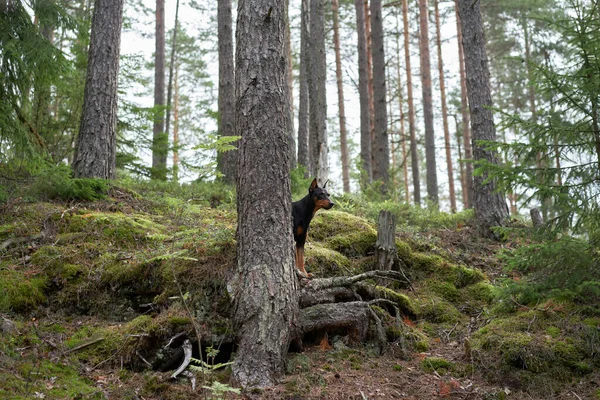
<box><xmin>309</xmin><ymin>178</ymin><xmax>318</xmax><ymax>193</ymax></box>
<box><xmin>323</xmin><ymin>179</ymin><xmax>329</xmax><ymax>189</ymax></box>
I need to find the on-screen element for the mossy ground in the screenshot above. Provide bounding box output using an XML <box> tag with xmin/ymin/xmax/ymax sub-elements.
<box><xmin>0</xmin><ymin>180</ymin><xmax>598</xmax><ymax>399</ymax></box>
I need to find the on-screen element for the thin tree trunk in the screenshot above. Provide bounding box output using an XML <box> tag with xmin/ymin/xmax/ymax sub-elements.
<box><xmin>309</xmin><ymin>0</ymin><xmax>328</xmax><ymax>184</ymax></box>
<box><xmin>173</xmin><ymin>62</ymin><xmax>180</xmax><ymax>182</ymax></box>
<box><xmin>364</xmin><ymin>0</ymin><xmax>375</xmax><ymax>172</ymax></box>
<box><xmin>402</xmin><ymin>0</ymin><xmax>421</xmax><ymax>204</ymax></box>
<box><xmin>453</xmin><ymin>114</ymin><xmax>467</xmax><ymax>208</ymax></box>
<box><xmin>355</xmin><ymin>0</ymin><xmax>372</xmax><ymax>184</ymax></box>
<box><xmin>217</xmin><ymin>0</ymin><xmax>237</xmax><ymax>183</ymax></box>
<box><xmin>73</xmin><ymin>0</ymin><xmax>124</xmax><ymax>179</ymax></box>
<box><xmin>152</xmin><ymin>0</ymin><xmax>167</xmax><ymax>180</ymax></box>
<box><xmin>165</xmin><ymin>0</ymin><xmax>179</xmax><ymax>148</ymax></box>
<box><xmin>395</xmin><ymin>13</ymin><xmax>410</xmax><ymax>203</ymax></box>
<box><xmin>286</xmin><ymin>0</ymin><xmax>297</xmax><ymax>169</ymax></box>
<box><xmin>332</xmin><ymin>0</ymin><xmax>350</xmax><ymax>193</ymax></box>
<box><xmin>230</xmin><ymin>0</ymin><xmax>297</xmax><ymax>389</ymax></box>
<box><xmin>457</xmin><ymin>0</ymin><xmax>509</xmax><ymax>238</ymax></box>
<box><xmin>418</xmin><ymin>0</ymin><xmax>438</xmax><ymax>205</ymax></box>
<box><xmin>298</xmin><ymin>0</ymin><xmax>310</xmax><ymax>172</ymax></box>
<box><xmin>455</xmin><ymin>0</ymin><xmax>473</xmax><ymax>208</ymax></box>
<box><xmin>370</xmin><ymin>0</ymin><xmax>389</xmax><ymax>190</ymax></box>
<box><xmin>434</xmin><ymin>0</ymin><xmax>456</xmax><ymax>212</ymax></box>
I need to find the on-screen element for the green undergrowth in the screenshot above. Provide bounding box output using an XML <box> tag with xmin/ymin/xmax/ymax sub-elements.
<box><xmin>3</xmin><ymin>178</ymin><xmax>597</xmax><ymax>398</ymax></box>
<box><xmin>471</xmin><ymin>307</ymin><xmax>600</xmax><ymax>396</ymax></box>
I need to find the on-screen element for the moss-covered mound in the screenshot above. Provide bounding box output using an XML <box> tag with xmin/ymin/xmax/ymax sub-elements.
<box><xmin>471</xmin><ymin>308</ymin><xmax>600</xmax><ymax>396</ymax></box>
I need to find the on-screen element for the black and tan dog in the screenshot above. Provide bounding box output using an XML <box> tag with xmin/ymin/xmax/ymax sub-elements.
<box><xmin>292</xmin><ymin>178</ymin><xmax>334</xmax><ymax>277</ymax></box>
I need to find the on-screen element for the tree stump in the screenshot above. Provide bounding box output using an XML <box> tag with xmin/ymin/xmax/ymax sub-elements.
<box><xmin>530</xmin><ymin>208</ymin><xmax>543</xmax><ymax>227</ymax></box>
<box><xmin>375</xmin><ymin>210</ymin><xmax>396</xmax><ymax>285</ymax></box>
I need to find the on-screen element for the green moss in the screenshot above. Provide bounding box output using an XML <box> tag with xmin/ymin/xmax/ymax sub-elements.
<box><xmin>64</xmin><ymin>212</ymin><xmax>165</xmax><ymax>245</ymax></box>
<box><xmin>310</xmin><ymin>211</ymin><xmax>375</xmax><ymax>241</ymax></box>
<box><xmin>462</xmin><ymin>281</ymin><xmax>495</xmax><ymax>303</ymax></box>
<box><xmin>421</xmin><ymin>357</ymin><xmax>454</xmax><ymax>374</ymax></box>
<box><xmin>323</xmin><ymin>230</ymin><xmax>377</xmax><ymax>258</ymax></box>
<box><xmin>0</xmin><ymin>360</ymin><xmax>100</xmax><ymax>399</ymax></box>
<box><xmin>415</xmin><ymin>340</ymin><xmax>429</xmax><ymax>352</ymax></box>
<box><xmin>0</xmin><ymin>267</ymin><xmax>47</xmax><ymax>312</ymax></box>
<box><xmin>369</xmin><ymin>285</ymin><xmax>416</xmax><ymax>316</ymax></box>
<box><xmin>546</xmin><ymin>326</ymin><xmax>561</xmax><ymax>338</ymax></box>
<box><xmin>308</xmin><ymin>211</ymin><xmax>378</xmax><ymax>257</ymax></box>
<box><xmin>414</xmin><ymin>296</ymin><xmax>462</xmax><ymax>324</ymax></box>
<box><xmin>305</xmin><ymin>243</ymin><xmax>352</xmax><ymax>276</ymax></box>
<box><xmin>424</xmin><ymin>280</ymin><xmax>461</xmax><ymax>303</ymax></box>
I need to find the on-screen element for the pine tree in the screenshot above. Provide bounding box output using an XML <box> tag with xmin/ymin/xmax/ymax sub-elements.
<box><xmin>72</xmin><ymin>0</ymin><xmax>124</xmax><ymax>179</ymax></box>
<box><xmin>370</xmin><ymin>0</ymin><xmax>389</xmax><ymax>190</ymax></box>
<box><xmin>230</xmin><ymin>0</ymin><xmax>297</xmax><ymax>388</ymax></box>
<box><xmin>152</xmin><ymin>0</ymin><xmax>167</xmax><ymax>180</ymax></box>
<box><xmin>355</xmin><ymin>0</ymin><xmax>373</xmax><ymax>184</ymax></box>
<box><xmin>457</xmin><ymin>0</ymin><xmax>509</xmax><ymax>237</ymax></box>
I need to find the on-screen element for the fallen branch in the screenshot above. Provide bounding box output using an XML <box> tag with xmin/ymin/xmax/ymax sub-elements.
<box><xmin>66</xmin><ymin>337</ymin><xmax>105</xmax><ymax>354</ymax></box>
<box><xmin>302</xmin><ymin>270</ymin><xmax>410</xmax><ymax>292</ymax></box>
<box><xmin>171</xmin><ymin>339</ymin><xmax>192</xmax><ymax>379</ymax></box>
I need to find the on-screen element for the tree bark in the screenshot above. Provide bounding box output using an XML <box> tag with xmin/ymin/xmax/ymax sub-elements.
<box><xmin>455</xmin><ymin>0</ymin><xmax>473</xmax><ymax>208</ymax></box>
<box><xmin>298</xmin><ymin>0</ymin><xmax>310</xmax><ymax>172</ymax></box>
<box><xmin>172</xmin><ymin>63</ymin><xmax>180</xmax><ymax>182</ymax></box>
<box><xmin>217</xmin><ymin>0</ymin><xmax>237</xmax><ymax>184</ymax></box>
<box><xmin>285</xmin><ymin>0</ymin><xmax>297</xmax><ymax>169</ymax></box>
<box><xmin>365</xmin><ymin>0</ymin><xmax>375</xmax><ymax>175</ymax></box>
<box><xmin>375</xmin><ymin>210</ymin><xmax>396</xmax><ymax>286</ymax></box>
<box><xmin>395</xmin><ymin>13</ymin><xmax>410</xmax><ymax>203</ymax></box>
<box><xmin>370</xmin><ymin>0</ymin><xmax>390</xmax><ymax>191</ymax></box>
<box><xmin>309</xmin><ymin>0</ymin><xmax>328</xmax><ymax>184</ymax></box>
<box><xmin>355</xmin><ymin>0</ymin><xmax>372</xmax><ymax>184</ymax></box>
<box><xmin>152</xmin><ymin>0</ymin><xmax>167</xmax><ymax>180</ymax></box>
<box><xmin>230</xmin><ymin>0</ymin><xmax>297</xmax><ymax>389</ymax></box>
<box><xmin>402</xmin><ymin>0</ymin><xmax>421</xmax><ymax>205</ymax></box>
<box><xmin>72</xmin><ymin>0</ymin><xmax>123</xmax><ymax>179</ymax></box>
<box><xmin>457</xmin><ymin>0</ymin><xmax>509</xmax><ymax>238</ymax></box>
<box><xmin>332</xmin><ymin>0</ymin><xmax>350</xmax><ymax>193</ymax></box>
<box><xmin>164</xmin><ymin>0</ymin><xmax>179</xmax><ymax>162</ymax></box>
<box><xmin>418</xmin><ymin>0</ymin><xmax>438</xmax><ymax>205</ymax></box>
<box><xmin>434</xmin><ymin>0</ymin><xmax>456</xmax><ymax>212</ymax></box>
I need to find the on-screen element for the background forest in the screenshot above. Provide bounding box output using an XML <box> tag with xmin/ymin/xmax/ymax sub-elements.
<box><xmin>1</xmin><ymin>0</ymin><xmax>600</xmax><ymax>399</ymax></box>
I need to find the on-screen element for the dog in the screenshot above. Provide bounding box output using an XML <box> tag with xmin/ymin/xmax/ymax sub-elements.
<box><xmin>292</xmin><ymin>178</ymin><xmax>334</xmax><ymax>277</ymax></box>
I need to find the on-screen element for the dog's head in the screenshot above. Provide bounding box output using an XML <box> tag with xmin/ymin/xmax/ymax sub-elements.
<box><xmin>309</xmin><ymin>178</ymin><xmax>335</xmax><ymax>211</ymax></box>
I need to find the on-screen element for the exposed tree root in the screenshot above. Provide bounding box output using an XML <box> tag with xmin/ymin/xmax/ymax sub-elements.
<box><xmin>296</xmin><ymin>269</ymin><xmax>412</xmax><ymax>350</ymax></box>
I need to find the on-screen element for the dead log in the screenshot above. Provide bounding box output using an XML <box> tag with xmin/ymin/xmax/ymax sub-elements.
<box><xmin>375</xmin><ymin>210</ymin><xmax>397</xmax><ymax>285</ymax></box>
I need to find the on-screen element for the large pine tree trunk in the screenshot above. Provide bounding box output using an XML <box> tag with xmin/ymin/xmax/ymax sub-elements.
<box><xmin>402</xmin><ymin>0</ymin><xmax>421</xmax><ymax>204</ymax></box>
<box><xmin>355</xmin><ymin>0</ymin><xmax>372</xmax><ymax>184</ymax></box>
<box><xmin>217</xmin><ymin>0</ymin><xmax>237</xmax><ymax>183</ymax></box>
<box><xmin>230</xmin><ymin>0</ymin><xmax>298</xmax><ymax>389</ymax></box>
<box><xmin>434</xmin><ymin>0</ymin><xmax>456</xmax><ymax>212</ymax></box>
<box><xmin>455</xmin><ymin>0</ymin><xmax>473</xmax><ymax>208</ymax></box>
<box><xmin>298</xmin><ymin>0</ymin><xmax>310</xmax><ymax>172</ymax></box>
<box><xmin>152</xmin><ymin>0</ymin><xmax>167</xmax><ymax>180</ymax></box>
<box><xmin>370</xmin><ymin>0</ymin><xmax>389</xmax><ymax>191</ymax></box>
<box><xmin>418</xmin><ymin>0</ymin><xmax>438</xmax><ymax>205</ymax></box>
<box><xmin>457</xmin><ymin>0</ymin><xmax>509</xmax><ymax>237</ymax></box>
<box><xmin>309</xmin><ymin>0</ymin><xmax>328</xmax><ymax>183</ymax></box>
<box><xmin>72</xmin><ymin>0</ymin><xmax>123</xmax><ymax>179</ymax></box>
<box><xmin>332</xmin><ymin>0</ymin><xmax>350</xmax><ymax>193</ymax></box>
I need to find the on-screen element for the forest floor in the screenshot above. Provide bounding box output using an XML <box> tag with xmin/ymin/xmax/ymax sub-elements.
<box><xmin>0</xmin><ymin>181</ymin><xmax>599</xmax><ymax>399</ymax></box>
